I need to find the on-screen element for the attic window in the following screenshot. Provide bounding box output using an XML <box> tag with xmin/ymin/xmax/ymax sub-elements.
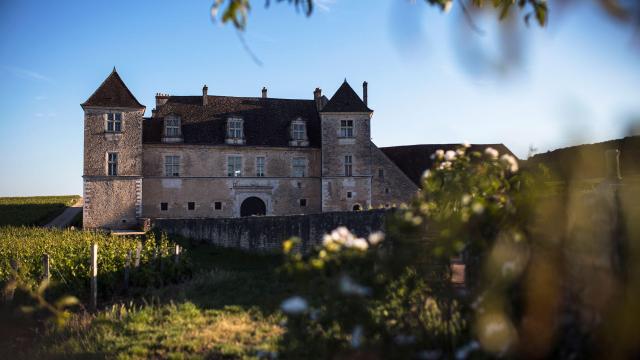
<box><xmin>106</xmin><ymin>112</ymin><xmax>122</xmax><ymax>132</ymax></box>
<box><xmin>292</xmin><ymin>120</ymin><xmax>306</xmax><ymax>140</ymax></box>
<box><xmin>289</xmin><ymin>118</ymin><xmax>309</xmax><ymax>147</ymax></box>
<box><xmin>226</xmin><ymin>117</ymin><xmax>245</xmax><ymax>145</ymax></box>
<box><xmin>165</xmin><ymin>115</ymin><xmax>181</xmax><ymax>137</ymax></box>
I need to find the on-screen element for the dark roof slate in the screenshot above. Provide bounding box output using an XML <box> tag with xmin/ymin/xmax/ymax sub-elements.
<box><xmin>381</xmin><ymin>143</ymin><xmax>516</xmax><ymax>187</ymax></box>
<box><xmin>82</xmin><ymin>69</ymin><xmax>145</xmax><ymax>109</ymax></box>
<box><xmin>321</xmin><ymin>81</ymin><xmax>372</xmax><ymax>113</ymax></box>
<box><xmin>144</xmin><ymin>95</ymin><xmax>321</xmax><ymax>147</ymax></box>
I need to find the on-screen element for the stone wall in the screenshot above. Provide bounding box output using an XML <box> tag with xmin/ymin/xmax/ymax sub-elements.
<box><xmin>371</xmin><ymin>145</ymin><xmax>420</xmax><ymax>207</ymax></box>
<box><xmin>151</xmin><ymin>209</ymin><xmax>392</xmax><ymax>253</ymax></box>
<box><xmin>320</xmin><ymin>112</ymin><xmax>373</xmax><ymax>211</ymax></box>
<box><xmin>83</xmin><ymin>107</ymin><xmax>144</xmax><ymax>229</ymax></box>
<box><xmin>141</xmin><ymin>144</ymin><xmax>323</xmax><ymax>218</ymax></box>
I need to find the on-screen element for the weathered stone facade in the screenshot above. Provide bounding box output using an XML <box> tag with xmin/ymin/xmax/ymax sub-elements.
<box><xmin>81</xmin><ymin>69</ymin><xmax>423</xmax><ymax>229</ymax></box>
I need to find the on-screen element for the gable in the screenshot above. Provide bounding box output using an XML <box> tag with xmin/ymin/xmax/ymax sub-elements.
<box><xmin>82</xmin><ymin>69</ymin><xmax>145</xmax><ymax>109</ymax></box>
<box><xmin>321</xmin><ymin>81</ymin><xmax>372</xmax><ymax>113</ymax></box>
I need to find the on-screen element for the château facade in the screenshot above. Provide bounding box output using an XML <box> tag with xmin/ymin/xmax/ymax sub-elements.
<box><xmin>82</xmin><ymin>69</ymin><xmax>421</xmax><ymax>229</ymax></box>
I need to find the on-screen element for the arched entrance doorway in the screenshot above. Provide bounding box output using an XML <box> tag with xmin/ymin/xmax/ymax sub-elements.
<box><xmin>240</xmin><ymin>196</ymin><xmax>266</xmax><ymax>217</ymax></box>
<box><xmin>352</xmin><ymin>204</ymin><xmax>362</xmax><ymax>211</ymax></box>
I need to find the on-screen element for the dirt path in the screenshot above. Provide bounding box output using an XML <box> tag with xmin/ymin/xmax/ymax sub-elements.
<box><xmin>45</xmin><ymin>197</ymin><xmax>83</xmax><ymax>228</ymax></box>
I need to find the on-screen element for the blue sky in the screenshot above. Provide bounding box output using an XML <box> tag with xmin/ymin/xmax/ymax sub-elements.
<box><xmin>1</xmin><ymin>0</ymin><xmax>639</xmax><ymax>196</ymax></box>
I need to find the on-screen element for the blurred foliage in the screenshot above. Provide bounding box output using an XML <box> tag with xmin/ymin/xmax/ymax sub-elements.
<box><xmin>278</xmin><ymin>144</ymin><xmax>640</xmax><ymax>358</ymax></box>
<box><xmin>211</xmin><ymin>0</ymin><xmax>640</xmax><ymax>30</ymax></box>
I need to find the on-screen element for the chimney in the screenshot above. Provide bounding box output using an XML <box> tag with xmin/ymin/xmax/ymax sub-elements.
<box><xmin>363</xmin><ymin>81</ymin><xmax>368</xmax><ymax>106</ymax></box>
<box><xmin>605</xmin><ymin>149</ymin><xmax>622</xmax><ymax>182</ymax></box>
<box><xmin>202</xmin><ymin>85</ymin><xmax>208</xmax><ymax>106</ymax></box>
<box><xmin>155</xmin><ymin>92</ymin><xmax>169</xmax><ymax>108</ymax></box>
<box><xmin>262</xmin><ymin>86</ymin><xmax>267</xmax><ymax>98</ymax></box>
<box><xmin>314</xmin><ymin>87</ymin><xmax>322</xmax><ymax>110</ymax></box>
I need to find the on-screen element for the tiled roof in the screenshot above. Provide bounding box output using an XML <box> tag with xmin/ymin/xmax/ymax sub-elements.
<box><xmin>144</xmin><ymin>95</ymin><xmax>321</xmax><ymax>147</ymax></box>
<box><xmin>81</xmin><ymin>69</ymin><xmax>145</xmax><ymax>109</ymax></box>
<box><xmin>321</xmin><ymin>80</ymin><xmax>372</xmax><ymax>113</ymax></box>
<box><xmin>381</xmin><ymin>144</ymin><xmax>516</xmax><ymax>187</ymax></box>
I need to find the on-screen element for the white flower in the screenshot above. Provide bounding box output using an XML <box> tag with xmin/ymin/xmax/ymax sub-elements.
<box><xmin>322</xmin><ymin>234</ymin><xmax>334</xmax><ymax>247</ymax></box>
<box><xmin>281</xmin><ymin>296</ymin><xmax>308</xmax><ymax>314</ymax></box>
<box><xmin>345</xmin><ymin>237</ymin><xmax>369</xmax><ymax>251</ymax></box>
<box><xmin>421</xmin><ymin>169</ymin><xmax>431</xmax><ymax>180</ymax></box>
<box><xmin>471</xmin><ymin>202</ymin><xmax>484</xmax><ymax>215</ymax></box>
<box><xmin>368</xmin><ymin>231</ymin><xmax>385</xmax><ymax>246</ymax></box>
<box><xmin>462</xmin><ymin>141</ymin><xmax>471</xmax><ymax>148</ymax></box>
<box><xmin>456</xmin><ymin>148</ymin><xmax>465</xmax><ymax>157</ymax></box>
<box><xmin>438</xmin><ymin>161</ymin><xmax>452</xmax><ymax>170</ymax></box>
<box><xmin>340</xmin><ymin>275</ymin><xmax>371</xmax><ymax>296</ymax></box>
<box><xmin>500</xmin><ymin>154</ymin><xmax>519</xmax><ymax>173</ymax></box>
<box><xmin>461</xmin><ymin>194</ymin><xmax>471</xmax><ymax>205</ymax></box>
<box><xmin>484</xmin><ymin>147</ymin><xmax>499</xmax><ymax>160</ymax></box>
<box><xmin>444</xmin><ymin>150</ymin><xmax>457</xmax><ymax>161</ymax></box>
<box><xmin>350</xmin><ymin>325</ymin><xmax>363</xmax><ymax>348</ymax></box>
<box><xmin>431</xmin><ymin>149</ymin><xmax>445</xmax><ymax>160</ymax></box>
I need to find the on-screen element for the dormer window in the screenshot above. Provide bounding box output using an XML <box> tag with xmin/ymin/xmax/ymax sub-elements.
<box><xmin>226</xmin><ymin>117</ymin><xmax>245</xmax><ymax>145</ymax></box>
<box><xmin>165</xmin><ymin>115</ymin><xmax>181</xmax><ymax>137</ymax></box>
<box><xmin>162</xmin><ymin>115</ymin><xmax>183</xmax><ymax>143</ymax></box>
<box><xmin>106</xmin><ymin>112</ymin><xmax>122</xmax><ymax>132</ymax></box>
<box><xmin>289</xmin><ymin>118</ymin><xmax>309</xmax><ymax>147</ymax></box>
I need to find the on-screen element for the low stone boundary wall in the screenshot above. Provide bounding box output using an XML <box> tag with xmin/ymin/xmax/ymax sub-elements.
<box><xmin>150</xmin><ymin>209</ymin><xmax>392</xmax><ymax>253</ymax></box>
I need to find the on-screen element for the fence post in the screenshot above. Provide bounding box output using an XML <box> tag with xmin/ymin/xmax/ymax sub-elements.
<box><xmin>124</xmin><ymin>250</ymin><xmax>132</xmax><ymax>292</ymax></box>
<box><xmin>134</xmin><ymin>242</ymin><xmax>141</xmax><ymax>268</ymax></box>
<box><xmin>42</xmin><ymin>254</ymin><xmax>50</xmax><ymax>281</ymax></box>
<box><xmin>174</xmin><ymin>245</ymin><xmax>181</xmax><ymax>265</ymax></box>
<box><xmin>90</xmin><ymin>243</ymin><xmax>98</xmax><ymax>311</ymax></box>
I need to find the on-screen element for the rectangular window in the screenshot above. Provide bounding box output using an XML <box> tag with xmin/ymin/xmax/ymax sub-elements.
<box><xmin>292</xmin><ymin>122</ymin><xmax>306</xmax><ymax>140</ymax></box>
<box><xmin>227</xmin><ymin>118</ymin><xmax>243</xmax><ymax>139</ymax></box>
<box><xmin>214</xmin><ymin>201</ymin><xmax>222</xmax><ymax>210</ymax></box>
<box><xmin>292</xmin><ymin>157</ymin><xmax>306</xmax><ymax>177</ymax></box>
<box><xmin>256</xmin><ymin>157</ymin><xmax>265</xmax><ymax>177</ymax></box>
<box><xmin>160</xmin><ymin>202</ymin><xmax>168</xmax><ymax>211</ymax></box>
<box><xmin>106</xmin><ymin>112</ymin><xmax>122</xmax><ymax>132</ymax></box>
<box><xmin>344</xmin><ymin>155</ymin><xmax>353</xmax><ymax>176</ymax></box>
<box><xmin>340</xmin><ymin>120</ymin><xmax>354</xmax><ymax>138</ymax></box>
<box><xmin>165</xmin><ymin>117</ymin><xmax>180</xmax><ymax>137</ymax></box>
<box><xmin>378</xmin><ymin>168</ymin><xmax>384</xmax><ymax>178</ymax></box>
<box><xmin>299</xmin><ymin>199</ymin><xmax>307</xmax><ymax>207</ymax></box>
<box><xmin>227</xmin><ymin>156</ymin><xmax>242</xmax><ymax>177</ymax></box>
<box><xmin>347</xmin><ymin>191</ymin><xmax>353</xmax><ymax>199</ymax></box>
<box><xmin>164</xmin><ymin>155</ymin><xmax>180</xmax><ymax>177</ymax></box>
<box><xmin>187</xmin><ymin>202</ymin><xmax>195</xmax><ymax>210</ymax></box>
<box><xmin>107</xmin><ymin>152</ymin><xmax>118</xmax><ymax>176</ymax></box>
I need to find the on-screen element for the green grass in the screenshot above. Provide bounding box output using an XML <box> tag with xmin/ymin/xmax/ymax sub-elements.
<box><xmin>3</xmin><ymin>237</ymin><xmax>292</xmax><ymax>359</ymax></box>
<box><xmin>0</xmin><ymin>195</ymin><xmax>80</xmax><ymax>226</ymax></box>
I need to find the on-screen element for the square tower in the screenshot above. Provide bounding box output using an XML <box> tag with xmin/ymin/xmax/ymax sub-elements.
<box><xmin>319</xmin><ymin>80</ymin><xmax>373</xmax><ymax>212</ymax></box>
<box><xmin>81</xmin><ymin>69</ymin><xmax>145</xmax><ymax>229</ymax></box>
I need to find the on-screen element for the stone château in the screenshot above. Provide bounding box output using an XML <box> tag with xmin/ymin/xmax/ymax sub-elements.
<box><xmin>81</xmin><ymin>69</ymin><xmax>510</xmax><ymax>229</ymax></box>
